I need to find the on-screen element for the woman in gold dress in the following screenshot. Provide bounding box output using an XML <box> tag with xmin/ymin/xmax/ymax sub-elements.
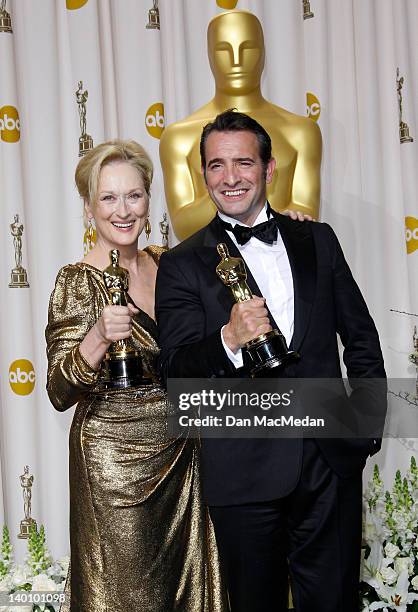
<box><xmin>46</xmin><ymin>140</ymin><xmax>227</xmax><ymax>612</ymax></box>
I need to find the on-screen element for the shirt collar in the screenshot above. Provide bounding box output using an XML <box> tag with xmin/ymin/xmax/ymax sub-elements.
<box><xmin>217</xmin><ymin>202</ymin><xmax>269</xmax><ymax>228</ymax></box>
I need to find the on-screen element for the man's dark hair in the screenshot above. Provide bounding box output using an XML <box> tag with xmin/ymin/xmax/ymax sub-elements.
<box><xmin>200</xmin><ymin>109</ymin><xmax>272</xmax><ymax>172</ymax></box>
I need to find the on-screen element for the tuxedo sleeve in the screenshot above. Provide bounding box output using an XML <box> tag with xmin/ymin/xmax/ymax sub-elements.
<box><xmin>325</xmin><ymin>223</ymin><xmax>387</xmax><ymax>452</ymax></box>
<box><xmin>155</xmin><ymin>251</ymin><xmax>236</xmax><ymax>383</ymax></box>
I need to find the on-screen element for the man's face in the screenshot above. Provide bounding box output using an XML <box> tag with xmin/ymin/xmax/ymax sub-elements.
<box><xmin>203</xmin><ymin>130</ymin><xmax>275</xmax><ymax>226</ymax></box>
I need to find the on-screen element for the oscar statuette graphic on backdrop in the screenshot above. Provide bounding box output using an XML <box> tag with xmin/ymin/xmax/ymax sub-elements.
<box><xmin>146</xmin><ymin>0</ymin><xmax>160</xmax><ymax>30</ymax></box>
<box><xmin>9</xmin><ymin>214</ymin><xmax>29</xmax><ymax>288</ymax></box>
<box><xmin>396</xmin><ymin>68</ymin><xmax>414</xmax><ymax>144</ymax></box>
<box><xmin>75</xmin><ymin>81</ymin><xmax>93</xmax><ymax>157</ymax></box>
<box><xmin>0</xmin><ymin>0</ymin><xmax>12</xmax><ymax>33</ymax></box>
<box><xmin>18</xmin><ymin>466</ymin><xmax>37</xmax><ymax>539</ymax></box>
<box><xmin>159</xmin><ymin>213</ymin><xmax>169</xmax><ymax>250</ymax></box>
<box><xmin>302</xmin><ymin>0</ymin><xmax>314</xmax><ymax>20</ymax></box>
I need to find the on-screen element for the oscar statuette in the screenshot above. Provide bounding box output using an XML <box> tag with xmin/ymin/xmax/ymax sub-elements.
<box><xmin>146</xmin><ymin>0</ymin><xmax>160</xmax><ymax>30</ymax></box>
<box><xmin>397</xmin><ymin>68</ymin><xmax>414</xmax><ymax>144</ymax></box>
<box><xmin>302</xmin><ymin>0</ymin><xmax>314</xmax><ymax>20</ymax></box>
<box><xmin>75</xmin><ymin>81</ymin><xmax>94</xmax><ymax>156</ymax></box>
<box><xmin>159</xmin><ymin>212</ymin><xmax>169</xmax><ymax>250</ymax></box>
<box><xmin>100</xmin><ymin>249</ymin><xmax>148</xmax><ymax>389</ymax></box>
<box><xmin>0</xmin><ymin>0</ymin><xmax>12</xmax><ymax>33</ymax></box>
<box><xmin>18</xmin><ymin>466</ymin><xmax>37</xmax><ymax>539</ymax></box>
<box><xmin>216</xmin><ymin>243</ymin><xmax>298</xmax><ymax>376</ymax></box>
<box><xmin>9</xmin><ymin>214</ymin><xmax>29</xmax><ymax>288</ymax></box>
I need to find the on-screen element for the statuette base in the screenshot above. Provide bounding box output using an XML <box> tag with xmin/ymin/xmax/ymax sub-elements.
<box><xmin>244</xmin><ymin>330</ymin><xmax>299</xmax><ymax>376</ymax></box>
<box><xmin>79</xmin><ymin>134</ymin><xmax>93</xmax><ymax>157</ymax></box>
<box><xmin>9</xmin><ymin>267</ymin><xmax>29</xmax><ymax>288</ymax></box>
<box><xmin>146</xmin><ymin>10</ymin><xmax>160</xmax><ymax>29</ymax></box>
<box><xmin>18</xmin><ymin>518</ymin><xmax>37</xmax><ymax>539</ymax></box>
<box><xmin>100</xmin><ymin>351</ymin><xmax>151</xmax><ymax>389</ymax></box>
<box><xmin>400</xmin><ymin>122</ymin><xmax>413</xmax><ymax>143</ymax></box>
<box><xmin>0</xmin><ymin>15</ymin><xmax>12</xmax><ymax>33</ymax></box>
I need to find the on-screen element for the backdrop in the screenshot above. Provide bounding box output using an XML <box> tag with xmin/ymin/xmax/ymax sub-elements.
<box><xmin>0</xmin><ymin>0</ymin><xmax>416</xmax><ymax>561</ymax></box>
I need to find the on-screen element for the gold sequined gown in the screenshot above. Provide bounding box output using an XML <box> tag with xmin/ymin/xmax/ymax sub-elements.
<box><xmin>46</xmin><ymin>247</ymin><xmax>227</xmax><ymax>612</ymax></box>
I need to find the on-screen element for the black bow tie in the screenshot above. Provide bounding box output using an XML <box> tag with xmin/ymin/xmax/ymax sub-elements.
<box><xmin>217</xmin><ymin>216</ymin><xmax>278</xmax><ymax>245</ymax></box>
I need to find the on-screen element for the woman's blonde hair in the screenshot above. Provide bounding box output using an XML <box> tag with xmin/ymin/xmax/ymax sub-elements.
<box><xmin>75</xmin><ymin>140</ymin><xmax>153</xmax><ymax>224</ymax></box>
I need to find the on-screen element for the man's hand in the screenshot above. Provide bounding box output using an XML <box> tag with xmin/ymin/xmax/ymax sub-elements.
<box><xmin>222</xmin><ymin>297</ymin><xmax>272</xmax><ymax>353</ymax></box>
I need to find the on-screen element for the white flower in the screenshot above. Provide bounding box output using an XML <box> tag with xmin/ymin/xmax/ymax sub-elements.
<box><xmin>369</xmin><ymin>569</ymin><xmax>418</xmax><ymax>611</ymax></box>
<box><xmin>30</xmin><ymin>572</ymin><xmax>58</xmax><ymax>591</ymax></box>
<box><xmin>394</xmin><ymin>557</ymin><xmax>413</xmax><ymax>577</ymax></box>
<box><xmin>0</xmin><ymin>573</ymin><xmax>12</xmax><ymax>591</ymax></box>
<box><xmin>58</xmin><ymin>556</ymin><xmax>70</xmax><ymax>574</ymax></box>
<box><xmin>379</xmin><ymin>566</ymin><xmax>398</xmax><ymax>585</ymax></box>
<box><xmin>10</xmin><ymin>566</ymin><xmax>29</xmax><ymax>587</ymax></box>
<box><xmin>385</xmin><ymin>543</ymin><xmax>400</xmax><ymax>559</ymax></box>
<box><xmin>411</xmin><ymin>575</ymin><xmax>418</xmax><ymax>590</ymax></box>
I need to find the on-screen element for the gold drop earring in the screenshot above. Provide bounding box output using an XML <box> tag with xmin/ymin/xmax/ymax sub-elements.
<box><xmin>145</xmin><ymin>217</ymin><xmax>151</xmax><ymax>240</ymax></box>
<box><xmin>87</xmin><ymin>217</ymin><xmax>95</xmax><ymax>243</ymax></box>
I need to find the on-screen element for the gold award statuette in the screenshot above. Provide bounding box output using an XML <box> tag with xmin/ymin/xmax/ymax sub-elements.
<box><xmin>409</xmin><ymin>326</ymin><xmax>418</xmax><ymax>399</ymax></box>
<box><xmin>75</xmin><ymin>81</ymin><xmax>94</xmax><ymax>157</ymax></box>
<box><xmin>9</xmin><ymin>214</ymin><xmax>29</xmax><ymax>288</ymax></box>
<box><xmin>101</xmin><ymin>250</ymin><xmax>147</xmax><ymax>389</ymax></box>
<box><xmin>0</xmin><ymin>0</ymin><xmax>12</xmax><ymax>33</ymax></box>
<box><xmin>397</xmin><ymin>68</ymin><xmax>414</xmax><ymax>144</ymax></box>
<box><xmin>216</xmin><ymin>243</ymin><xmax>298</xmax><ymax>375</ymax></box>
<box><xmin>159</xmin><ymin>212</ymin><xmax>169</xmax><ymax>250</ymax></box>
<box><xmin>146</xmin><ymin>0</ymin><xmax>160</xmax><ymax>30</ymax></box>
<box><xmin>302</xmin><ymin>0</ymin><xmax>314</xmax><ymax>20</ymax></box>
<box><xmin>18</xmin><ymin>466</ymin><xmax>37</xmax><ymax>539</ymax></box>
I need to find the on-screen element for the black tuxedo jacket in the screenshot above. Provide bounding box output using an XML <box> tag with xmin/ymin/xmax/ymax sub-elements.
<box><xmin>155</xmin><ymin>211</ymin><xmax>386</xmax><ymax>506</ymax></box>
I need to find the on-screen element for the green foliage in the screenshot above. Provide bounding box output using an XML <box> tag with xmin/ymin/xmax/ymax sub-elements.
<box><xmin>27</xmin><ymin>524</ymin><xmax>51</xmax><ymax>576</ymax></box>
<box><xmin>0</xmin><ymin>525</ymin><xmax>13</xmax><ymax>577</ymax></box>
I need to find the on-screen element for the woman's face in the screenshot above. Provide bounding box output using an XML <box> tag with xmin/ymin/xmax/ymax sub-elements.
<box><xmin>86</xmin><ymin>161</ymin><xmax>149</xmax><ymax>251</ymax></box>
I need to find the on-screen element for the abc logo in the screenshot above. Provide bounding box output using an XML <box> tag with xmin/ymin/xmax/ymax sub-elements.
<box><xmin>216</xmin><ymin>0</ymin><xmax>238</xmax><ymax>8</ymax></box>
<box><xmin>66</xmin><ymin>0</ymin><xmax>88</xmax><ymax>8</ymax></box>
<box><xmin>0</xmin><ymin>106</ymin><xmax>20</xmax><ymax>143</ymax></box>
<box><xmin>306</xmin><ymin>93</ymin><xmax>321</xmax><ymax>122</ymax></box>
<box><xmin>145</xmin><ymin>103</ymin><xmax>165</xmax><ymax>140</ymax></box>
<box><xmin>9</xmin><ymin>359</ymin><xmax>36</xmax><ymax>395</ymax></box>
<box><xmin>405</xmin><ymin>216</ymin><xmax>418</xmax><ymax>255</ymax></box>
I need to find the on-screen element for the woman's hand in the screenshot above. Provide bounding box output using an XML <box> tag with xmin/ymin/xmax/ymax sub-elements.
<box><xmin>95</xmin><ymin>303</ymin><xmax>139</xmax><ymax>344</ymax></box>
<box><xmin>79</xmin><ymin>303</ymin><xmax>139</xmax><ymax>370</ymax></box>
<box><xmin>281</xmin><ymin>209</ymin><xmax>315</xmax><ymax>222</ymax></box>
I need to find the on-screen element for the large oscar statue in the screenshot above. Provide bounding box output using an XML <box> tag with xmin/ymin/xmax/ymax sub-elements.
<box><xmin>216</xmin><ymin>243</ymin><xmax>298</xmax><ymax>375</ymax></box>
<box><xmin>160</xmin><ymin>9</ymin><xmax>322</xmax><ymax>240</ymax></box>
<box><xmin>100</xmin><ymin>250</ymin><xmax>147</xmax><ymax>389</ymax></box>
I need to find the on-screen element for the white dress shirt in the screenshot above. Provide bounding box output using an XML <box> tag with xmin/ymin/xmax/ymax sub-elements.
<box><xmin>219</xmin><ymin>204</ymin><xmax>294</xmax><ymax>368</ymax></box>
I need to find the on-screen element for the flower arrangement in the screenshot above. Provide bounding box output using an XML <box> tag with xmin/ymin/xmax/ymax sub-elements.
<box><xmin>0</xmin><ymin>523</ymin><xmax>67</xmax><ymax>612</ymax></box>
<box><xmin>360</xmin><ymin>457</ymin><xmax>418</xmax><ymax>611</ymax></box>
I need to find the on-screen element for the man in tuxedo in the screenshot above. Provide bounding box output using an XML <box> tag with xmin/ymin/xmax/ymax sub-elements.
<box><xmin>156</xmin><ymin>110</ymin><xmax>386</xmax><ymax>612</ymax></box>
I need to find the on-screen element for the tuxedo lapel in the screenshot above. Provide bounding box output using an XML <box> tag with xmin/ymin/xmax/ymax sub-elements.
<box><xmin>273</xmin><ymin>212</ymin><xmax>317</xmax><ymax>352</ymax></box>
